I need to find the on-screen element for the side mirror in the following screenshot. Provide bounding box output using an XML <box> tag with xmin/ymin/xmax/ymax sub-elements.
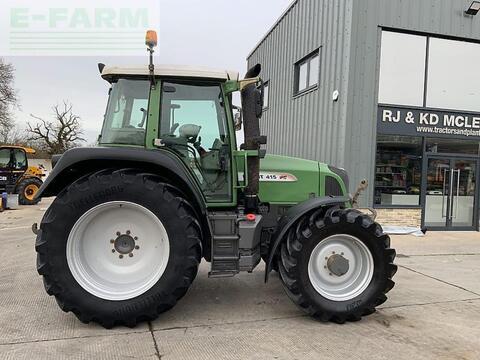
<box><xmin>233</xmin><ymin>106</ymin><xmax>243</xmax><ymax>131</ymax></box>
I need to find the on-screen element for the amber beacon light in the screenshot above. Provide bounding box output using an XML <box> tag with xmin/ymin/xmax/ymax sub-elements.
<box><xmin>145</xmin><ymin>30</ymin><xmax>158</xmax><ymax>48</ymax></box>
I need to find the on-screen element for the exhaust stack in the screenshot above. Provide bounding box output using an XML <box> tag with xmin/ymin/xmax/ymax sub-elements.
<box><xmin>241</xmin><ymin>64</ymin><xmax>266</xmax><ymax>212</ymax></box>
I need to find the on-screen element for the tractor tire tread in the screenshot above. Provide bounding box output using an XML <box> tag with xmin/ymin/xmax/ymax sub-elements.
<box><xmin>35</xmin><ymin>168</ymin><xmax>201</xmax><ymax>329</ymax></box>
<box><xmin>276</xmin><ymin>207</ymin><xmax>396</xmax><ymax>323</ymax></box>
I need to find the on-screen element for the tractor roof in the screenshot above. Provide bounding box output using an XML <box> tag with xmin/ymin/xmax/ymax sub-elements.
<box><xmin>0</xmin><ymin>145</ymin><xmax>36</xmax><ymax>154</ymax></box>
<box><xmin>101</xmin><ymin>65</ymin><xmax>239</xmax><ymax>82</ymax></box>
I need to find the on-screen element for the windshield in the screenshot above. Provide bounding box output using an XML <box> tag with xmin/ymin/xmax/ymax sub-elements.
<box><xmin>0</xmin><ymin>148</ymin><xmax>26</xmax><ymax>170</ymax></box>
<box><xmin>100</xmin><ymin>79</ymin><xmax>150</xmax><ymax>146</ymax></box>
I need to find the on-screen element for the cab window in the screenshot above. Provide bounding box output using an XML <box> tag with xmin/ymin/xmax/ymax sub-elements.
<box><xmin>101</xmin><ymin>79</ymin><xmax>150</xmax><ymax>146</ymax></box>
<box><xmin>0</xmin><ymin>149</ymin><xmax>10</xmax><ymax>168</ymax></box>
<box><xmin>160</xmin><ymin>81</ymin><xmax>231</xmax><ymax>202</ymax></box>
<box><xmin>12</xmin><ymin>149</ymin><xmax>27</xmax><ymax>169</ymax></box>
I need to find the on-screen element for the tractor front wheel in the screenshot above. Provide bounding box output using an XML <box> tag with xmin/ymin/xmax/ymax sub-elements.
<box><xmin>277</xmin><ymin>208</ymin><xmax>397</xmax><ymax>323</ymax></box>
<box><xmin>35</xmin><ymin>169</ymin><xmax>202</xmax><ymax>328</ymax></box>
<box><xmin>18</xmin><ymin>177</ymin><xmax>43</xmax><ymax>205</ymax></box>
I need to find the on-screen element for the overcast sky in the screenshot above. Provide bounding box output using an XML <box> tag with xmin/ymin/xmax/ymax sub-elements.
<box><xmin>5</xmin><ymin>0</ymin><xmax>292</xmax><ymax>143</ymax></box>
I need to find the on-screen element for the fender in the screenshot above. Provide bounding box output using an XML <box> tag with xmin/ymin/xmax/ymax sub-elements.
<box><xmin>36</xmin><ymin>146</ymin><xmax>207</xmax><ymax>215</ymax></box>
<box><xmin>265</xmin><ymin>195</ymin><xmax>350</xmax><ymax>282</ymax></box>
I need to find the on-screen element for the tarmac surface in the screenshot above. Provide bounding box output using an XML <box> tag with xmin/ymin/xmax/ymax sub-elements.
<box><xmin>1</xmin><ymin>198</ymin><xmax>479</xmax><ymax>359</ymax></box>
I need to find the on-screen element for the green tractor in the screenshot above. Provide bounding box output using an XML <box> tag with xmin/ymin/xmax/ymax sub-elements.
<box><xmin>34</xmin><ymin>31</ymin><xmax>396</xmax><ymax>328</ymax></box>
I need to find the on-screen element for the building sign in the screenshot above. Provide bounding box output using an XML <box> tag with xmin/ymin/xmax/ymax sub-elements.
<box><xmin>377</xmin><ymin>105</ymin><xmax>480</xmax><ymax>139</ymax></box>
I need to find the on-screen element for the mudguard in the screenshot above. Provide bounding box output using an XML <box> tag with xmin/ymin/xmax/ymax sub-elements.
<box><xmin>36</xmin><ymin>147</ymin><xmax>207</xmax><ymax>215</ymax></box>
<box><xmin>265</xmin><ymin>195</ymin><xmax>350</xmax><ymax>282</ymax></box>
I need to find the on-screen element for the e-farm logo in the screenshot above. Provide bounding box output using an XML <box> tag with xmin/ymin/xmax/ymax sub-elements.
<box><xmin>1</xmin><ymin>0</ymin><xmax>160</xmax><ymax>56</ymax></box>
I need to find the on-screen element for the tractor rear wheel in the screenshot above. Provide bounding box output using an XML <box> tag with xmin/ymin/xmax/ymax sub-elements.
<box><xmin>35</xmin><ymin>169</ymin><xmax>202</xmax><ymax>328</ymax></box>
<box><xmin>277</xmin><ymin>207</ymin><xmax>396</xmax><ymax>323</ymax></box>
<box><xmin>18</xmin><ymin>177</ymin><xmax>43</xmax><ymax>205</ymax></box>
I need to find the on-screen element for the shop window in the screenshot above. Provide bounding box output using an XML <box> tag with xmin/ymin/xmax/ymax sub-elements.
<box><xmin>426</xmin><ymin>138</ymin><xmax>480</xmax><ymax>155</ymax></box>
<box><xmin>427</xmin><ymin>38</ymin><xmax>480</xmax><ymax>113</ymax></box>
<box><xmin>378</xmin><ymin>31</ymin><xmax>427</xmax><ymax>107</ymax></box>
<box><xmin>375</xmin><ymin>135</ymin><xmax>422</xmax><ymax>206</ymax></box>
<box><xmin>294</xmin><ymin>50</ymin><xmax>320</xmax><ymax>94</ymax></box>
<box><xmin>263</xmin><ymin>81</ymin><xmax>269</xmax><ymax>109</ymax></box>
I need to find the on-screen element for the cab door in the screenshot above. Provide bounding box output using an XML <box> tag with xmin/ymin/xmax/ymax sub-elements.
<box><xmin>158</xmin><ymin>80</ymin><xmax>234</xmax><ymax>204</ymax></box>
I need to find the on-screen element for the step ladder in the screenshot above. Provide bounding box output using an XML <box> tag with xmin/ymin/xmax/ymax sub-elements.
<box><xmin>208</xmin><ymin>212</ymin><xmax>240</xmax><ymax>277</ymax></box>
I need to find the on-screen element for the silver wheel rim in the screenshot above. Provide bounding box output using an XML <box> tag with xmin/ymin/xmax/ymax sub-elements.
<box><xmin>308</xmin><ymin>234</ymin><xmax>374</xmax><ymax>301</ymax></box>
<box><xmin>66</xmin><ymin>201</ymin><xmax>170</xmax><ymax>301</ymax></box>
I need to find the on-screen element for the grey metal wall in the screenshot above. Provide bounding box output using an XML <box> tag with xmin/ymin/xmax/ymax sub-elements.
<box><xmin>248</xmin><ymin>0</ymin><xmax>480</xmax><ymax>206</ymax></box>
<box><xmin>247</xmin><ymin>0</ymin><xmax>354</xmax><ymax>168</ymax></box>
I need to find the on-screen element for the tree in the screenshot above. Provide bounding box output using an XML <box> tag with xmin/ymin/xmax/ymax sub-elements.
<box><xmin>0</xmin><ymin>59</ymin><xmax>18</xmax><ymax>141</ymax></box>
<box><xmin>27</xmin><ymin>102</ymin><xmax>86</xmax><ymax>155</ymax></box>
<box><xmin>0</xmin><ymin>120</ymin><xmax>26</xmax><ymax>145</ymax></box>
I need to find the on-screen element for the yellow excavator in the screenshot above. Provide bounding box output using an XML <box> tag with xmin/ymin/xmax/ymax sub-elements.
<box><xmin>0</xmin><ymin>145</ymin><xmax>45</xmax><ymax>205</ymax></box>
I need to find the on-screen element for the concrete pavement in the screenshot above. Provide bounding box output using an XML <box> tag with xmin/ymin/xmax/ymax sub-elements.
<box><xmin>0</xmin><ymin>200</ymin><xmax>479</xmax><ymax>359</ymax></box>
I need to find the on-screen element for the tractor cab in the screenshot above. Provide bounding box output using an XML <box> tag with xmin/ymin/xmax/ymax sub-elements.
<box><xmin>98</xmin><ymin>64</ymin><xmax>241</xmax><ymax>203</ymax></box>
<box><xmin>0</xmin><ymin>146</ymin><xmax>44</xmax><ymax>205</ymax></box>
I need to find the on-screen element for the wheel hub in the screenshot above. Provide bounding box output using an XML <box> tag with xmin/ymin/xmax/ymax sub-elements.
<box><xmin>114</xmin><ymin>234</ymin><xmax>136</xmax><ymax>254</ymax></box>
<box><xmin>66</xmin><ymin>201</ymin><xmax>170</xmax><ymax>301</ymax></box>
<box><xmin>326</xmin><ymin>253</ymin><xmax>349</xmax><ymax>276</ymax></box>
<box><xmin>308</xmin><ymin>234</ymin><xmax>374</xmax><ymax>301</ymax></box>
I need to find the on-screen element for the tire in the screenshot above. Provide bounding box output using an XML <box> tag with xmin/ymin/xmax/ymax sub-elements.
<box><xmin>35</xmin><ymin>169</ymin><xmax>202</xmax><ymax>328</ymax></box>
<box><xmin>277</xmin><ymin>207</ymin><xmax>397</xmax><ymax>323</ymax></box>
<box><xmin>18</xmin><ymin>177</ymin><xmax>43</xmax><ymax>205</ymax></box>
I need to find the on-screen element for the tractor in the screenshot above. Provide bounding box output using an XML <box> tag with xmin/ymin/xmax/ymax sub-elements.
<box><xmin>33</xmin><ymin>31</ymin><xmax>396</xmax><ymax>328</ymax></box>
<box><xmin>0</xmin><ymin>145</ymin><xmax>44</xmax><ymax>205</ymax></box>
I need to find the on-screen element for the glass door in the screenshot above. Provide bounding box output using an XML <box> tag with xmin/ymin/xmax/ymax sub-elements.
<box><xmin>451</xmin><ymin>159</ymin><xmax>477</xmax><ymax>228</ymax></box>
<box><xmin>423</xmin><ymin>157</ymin><xmax>477</xmax><ymax>230</ymax></box>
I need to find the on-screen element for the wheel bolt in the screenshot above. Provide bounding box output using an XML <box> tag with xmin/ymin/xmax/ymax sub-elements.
<box><xmin>329</xmin><ymin>272</ymin><xmax>332</xmax><ymax>276</ymax></box>
<box><xmin>119</xmin><ymin>255</ymin><xmax>123</xmax><ymax>259</ymax></box>
<box><xmin>126</xmin><ymin>230</ymin><xmax>131</xmax><ymax>235</ymax></box>
<box><xmin>129</xmin><ymin>253</ymin><xmax>133</xmax><ymax>257</ymax></box>
<box><xmin>341</xmin><ymin>252</ymin><xmax>344</xmax><ymax>256</ymax></box>
<box><xmin>324</xmin><ymin>257</ymin><xmax>328</xmax><ymax>260</ymax></box>
<box><xmin>332</xmin><ymin>251</ymin><xmax>335</xmax><ymax>254</ymax></box>
<box><xmin>110</xmin><ymin>239</ymin><xmax>115</xmax><ymax>244</ymax></box>
<box><xmin>111</xmin><ymin>249</ymin><xmax>115</xmax><ymax>253</ymax></box>
<box><xmin>134</xmin><ymin>237</ymin><xmax>138</xmax><ymax>241</ymax></box>
<box><xmin>135</xmin><ymin>245</ymin><xmax>140</xmax><ymax>250</ymax></box>
<box><xmin>324</xmin><ymin>265</ymin><xmax>327</xmax><ymax>269</ymax></box>
<box><xmin>116</xmin><ymin>232</ymin><xmax>121</xmax><ymax>236</ymax></box>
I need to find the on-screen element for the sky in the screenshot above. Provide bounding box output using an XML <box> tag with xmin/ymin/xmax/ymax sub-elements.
<box><xmin>5</xmin><ymin>0</ymin><xmax>293</xmax><ymax>143</ymax></box>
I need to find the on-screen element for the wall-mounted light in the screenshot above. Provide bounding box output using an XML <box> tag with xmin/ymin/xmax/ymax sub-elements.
<box><xmin>466</xmin><ymin>1</ymin><xmax>480</xmax><ymax>15</ymax></box>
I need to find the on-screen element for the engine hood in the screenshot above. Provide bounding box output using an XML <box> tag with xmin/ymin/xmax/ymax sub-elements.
<box><xmin>258</xmin><ymin>154</ymin><xmax>320</xmax><ymax>204</ymax></box>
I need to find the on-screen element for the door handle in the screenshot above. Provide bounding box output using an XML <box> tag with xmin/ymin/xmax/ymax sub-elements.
<box><xmin>451</xmin><ymin>169</ymin><xmax>460</xmax><ymax>220</ymax></box>
<box><xmin>441</xmin><ymin>169</ymin><xmax>449</xmax><ymax>218</ymax></box>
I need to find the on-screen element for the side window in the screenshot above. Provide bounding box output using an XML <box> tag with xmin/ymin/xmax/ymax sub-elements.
<box><xmin>160</xmin><ymin>82</ymin><xmax>232</xmax><ymax>202</ymax></box>
<box><xmin>12</xmin><ymin>149</ymin><xmax>27</xmax><ymax>170</ymax></box>
<box><xmin>101</xmin><ymin>79</ymin><xmax>150</xmax><ymax>145</ymax></box>
<box><xmin>295</xmin><ymin>49</ymin><xmax>320</xmax><ymax>94</ymax></box>
<box><xmin>0</xmin><ymin>149</ymin><xmax>11</xmax><ymax>168</ymax></box>
<box><xmin>263</xmin><ymin>81</ymin><xmax>269</xmax><ymax>109</ymax></box>
<box><xmin>169</xmin><ymin>100</ymin><xmax>221</xmax><ymax>149</ymax></box>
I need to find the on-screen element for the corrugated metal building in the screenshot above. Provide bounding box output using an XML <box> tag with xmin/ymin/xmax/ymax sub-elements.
<box><xmin>248</xmin><ymin>0</ymin><xmax>480</xmax><ymax>231</ymax></box>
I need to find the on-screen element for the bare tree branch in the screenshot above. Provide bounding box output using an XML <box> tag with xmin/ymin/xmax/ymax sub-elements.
<box><xmin>27</xmin><ymin>102</ymin><xmax>86</xmax><ymax>155</ymax></box>
<box><xmin>0</xmin><ymin>58</ymin><xmax>18</xmax><ymax>136</ymax></box>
